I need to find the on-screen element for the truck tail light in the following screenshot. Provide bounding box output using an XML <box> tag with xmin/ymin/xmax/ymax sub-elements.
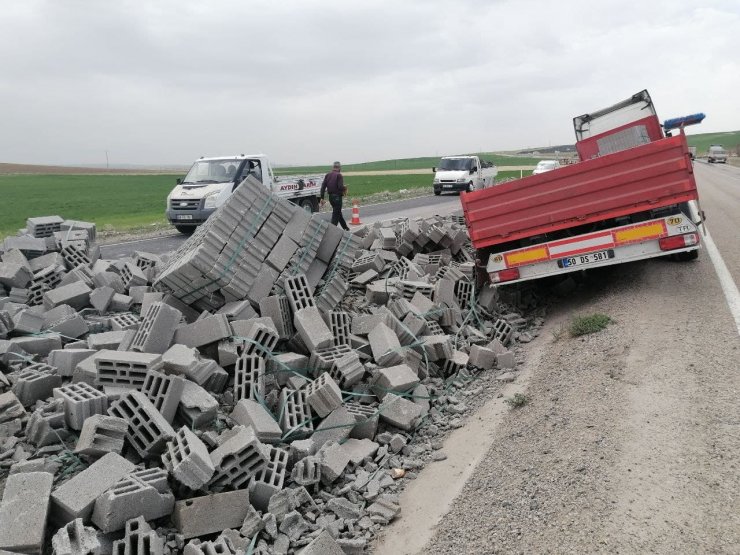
<box><xmin>659</xmin><ymin>233</ymin><xmax>699</xmax><ymax>251</ymax></box>
<box><xmin>490</xmin><ymin>268</ymin><xmax>520</xmax><ymax>283</ymax></box>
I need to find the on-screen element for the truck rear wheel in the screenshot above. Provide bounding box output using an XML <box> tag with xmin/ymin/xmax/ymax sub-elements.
<box><xmin>676</xmin><ymin>249</ymin><xmax>699</xmax><ymax>261</ymax></box>
<box><xmin>299</xmin><ymin>198</ymin><xmax>317</xmax><ymax>213</ymax></box>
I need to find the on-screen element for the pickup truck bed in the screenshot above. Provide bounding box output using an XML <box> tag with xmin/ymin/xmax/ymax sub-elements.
<box><xmin>461</xmin><ymin>133</ymin><xmax>698</xmax><ymax>251</ymax></box>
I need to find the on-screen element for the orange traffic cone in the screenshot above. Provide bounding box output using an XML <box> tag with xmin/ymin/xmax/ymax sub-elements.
<box><xmin>350</xmin><ymin>199</ymin><xmax>362</xmax><ymax>225</ymax></box>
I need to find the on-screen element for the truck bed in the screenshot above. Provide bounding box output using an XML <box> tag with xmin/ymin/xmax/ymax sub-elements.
<box><xmin>461</xmin><ymin>134</ymin><xmax>698</xmax><ymax>250</ymax></box>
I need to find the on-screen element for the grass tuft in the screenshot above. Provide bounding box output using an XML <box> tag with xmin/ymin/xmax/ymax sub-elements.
<box><xmin>505</xmin><ymin>393</ymin><xmax>529</xmax><ymax>408</ymax></box>
<box><xmin>569</xmin><ymin>313</ymin><xmax>612</xmax><ymax>337</ymax></box>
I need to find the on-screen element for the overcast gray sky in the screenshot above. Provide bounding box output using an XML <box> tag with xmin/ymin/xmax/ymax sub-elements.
<box><xmin>1</xmin><ymin>0</ymin><xmax>738</xmax><ymax>167</ymax></box>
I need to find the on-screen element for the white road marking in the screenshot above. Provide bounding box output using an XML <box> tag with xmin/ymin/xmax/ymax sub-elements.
<box><xmin>703</xmin><ymin>229</ymin><xmax>740</xmax><ymax>336</ymax></box>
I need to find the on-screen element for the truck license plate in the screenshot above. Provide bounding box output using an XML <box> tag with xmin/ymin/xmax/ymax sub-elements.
<box><xmin>558</xmin><ymin>249</ymin><xmax>614</xmax><ymax>268</ymax></box>
<box><xmin>176</xmin><ymin>215</ymin><xmax>193</xmax><ymax>220</ymax></box>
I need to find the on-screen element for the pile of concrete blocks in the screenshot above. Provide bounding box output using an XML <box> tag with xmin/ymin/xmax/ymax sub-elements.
<box><xmin>0</xmin><ymin>179</ymin><xmax>532</xmax><ymax>554</ymax></box>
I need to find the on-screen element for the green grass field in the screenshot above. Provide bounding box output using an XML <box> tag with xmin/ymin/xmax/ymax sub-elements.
<box><xmin>0</xmin><ymin>171</ymin><xmax>530</xmax><ymax>238</ymax></box>
<box><xmin>275</xmin><ymin>153</ymin><xmax>543</xmax><ymax>174</ymax></box>
<box><xmin>686</xmin><ymin>130</ymin><xmax>740</xmax><ymax>155</ymax></box>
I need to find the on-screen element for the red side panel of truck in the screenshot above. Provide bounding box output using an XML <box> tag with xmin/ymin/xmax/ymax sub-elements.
<box><xmin>461</xmin><ymin>132</ymin><xmax>698</xmax><ymax>251</ymax></box>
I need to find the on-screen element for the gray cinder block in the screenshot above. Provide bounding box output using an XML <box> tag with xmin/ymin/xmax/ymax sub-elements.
<box><xmin>310</xmin><ymin>405</ymin><xmax>354</xmax><ymax>452</ymax></box>
<box><xmin>305</xmin><ymin>373</ymin><xmax>343</xmax><ymax>418</ymax></box>
<box><xmin>95</xmin><ymin>350</ymin><xmax>162</xmax><ymax>390</ymax></box>
<box><xmin>51</xmin><ymin>452</ymin><xmax>136</xmax><ymax>524</ymax></box>
<box><xmin>294</xmin><ymin>306</ymin><xmax>333</xmax><ymax>351</ymax></box>
<box><xmin>178</xmin><ymin>380</ymin><xmax>218</xmax><ymax>428</ymax></box>
<box><xmin>173</xmin><ymin>314</ymin><xmax>231</xmax><ymax>349</ymax></box>
<box><xmin>107</xmin><ymin>390</ymin><xmax>176</xmax><ymax>459</ymax></box>
<box><xmin>379</xmin><ymin>393</ymin><xmax>423</xmax><ymax>431</ymax></box>
<box><xmin>468</xmin><ymin>344</ymin><xmax>496</xmax><ymax>370</ymax></box>
<box><xmin>249</xmin><ymin>445</ymin><xmax>289</xmax><ymax>511</ymax></box>
<box><xmin>91</xmin><ymin>468</ymin><xmax>174</xmax><ymax>533</ymax></box>
<box><xmin>75</xmin><ymin>414</ymin><xmax>128</xmax><ymax>458</ymax></box>
<box><xmin>43</xmin><ymin>281</ymin><xmax>92</xmax><ymax>311</ymax></box>
<box><xmin>163</xmin><ymin>426</ymin><xmax>215</xmax><ymax>490</ymax></box>
<box><xmin>53</xmin><ymin>382</ymin><xmax>108</xmax><ymax>430</ymax></box>
<box><xmin>371</xmin><ymin>363</ymin><xmax>419</xmax><ymax>400</ymax></box>
<box><xmin>340</xmin><ymin>438</ymin><xmax>379</xmax><ymax>465</ymax></box>
<box><xmin>51</xmin><ymin>518</ymin><xmax>102</xmax><ymax>555</ymax></box>
<box><xmin>317</xmin><ymin>441</ymin><xmax>350</xmax><ymax>484</ymax></box>
<box><xmin>368</xmin><ymin>322</ymin><xmax>403</xmax><ymax>366</ymax></box>
<box><xmin>0</xmin><ymin>471</ymin><xmax>54</xmax><ymax>553</ymax></box>
<box><xmin>12</xmin><ymin>362</ymin><xmax>62</xmax><ymax>406</ymax></box>
<box><xmin>209</xmin><ymin>425</ymin><xmax>268</xmax><ymax>491</ymax></box>
<box><xmin>141</xmin><ymin>369</ymin><xmax>185</xmax><ymax>423</ymax></box>
<box><xmin>172</xmin><ymin>489</ymin><xmax>252</xmax><ymax>539</ymax></box>
<box><xmin>230</xmin><ymin>398</ymin><xmax>282</xmax><ymax>444</ymax></box>
<box><xmin>130</xmin><ymin>301</ymin><xmax>182</xmax><ymax>354</ymax></box>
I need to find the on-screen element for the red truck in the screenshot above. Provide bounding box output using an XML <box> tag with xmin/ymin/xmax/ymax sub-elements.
<box><xmin>461</xmin><ymin>90</ymin><xmax>704</xmax><ymax>285</ymax></box>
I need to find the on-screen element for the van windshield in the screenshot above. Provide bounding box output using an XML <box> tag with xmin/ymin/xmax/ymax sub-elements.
<box><xmin>439</xmin><ymin>158</ymin><xmax>473</xmax><ymax>171</ymax></box>
<box><xmin>182</xmin><ymin>160</ymin><xmax>239</xmax><ymax>184</ymax></box>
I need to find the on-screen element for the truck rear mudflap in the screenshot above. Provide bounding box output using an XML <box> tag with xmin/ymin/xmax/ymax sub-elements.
<box><xmin>486</xmin><ymin>212</ymin><xmax>700</xmax><ymax>285</ymax></box>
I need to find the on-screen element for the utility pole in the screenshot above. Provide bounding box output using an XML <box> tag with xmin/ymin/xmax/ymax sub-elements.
<box><xmin>105</xmin><ymin>150</ymin><xmax>109</xmax><ymax>169</ymax></box>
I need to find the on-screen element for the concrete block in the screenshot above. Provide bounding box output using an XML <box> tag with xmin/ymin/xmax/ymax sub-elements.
<box><xmin>87</xmin><ymin>330</ymin><xmax>128</xmax><ymax>350</ymax></box>
<box><xmin>309</xmin><ymin>343</ymin><xmax>354</xmax><ymax>374</ymax></box>
<box><xmin>178</xmin><ymin>380</ymin><xmax>218</xmax><ymax>428</ymax></box>
<box><xmin>305</xmin><ymin>373</ymin><xmax>342</xmax><ymax>417</ymax></box>
<box><xmin>141</xmin><ymin>369</ymin><xmax>185</xmax><ymax>423</ymax></box>
<box><xmin>10</xmin><ymin>333</ymin><xmax>62</xmax><ymax>356</ymax></box>
<box><xmin>0</xmin><ymin>262</ymin><xmax>32</xmax><ymax>289</ymax></box>
<box><xmin>95</xmin><ymin>350</ymin><xmax>162</xmax><ymax>390</ymax></box>
<box><xmin>379</xmin><ymin>393</ymin><xmax>423</xmax><ymax>431</ymax></box>
<box><xmin>233</xmin><ymin>354</ymin><xmax>265</xmax><ymax>403</ymax></box>
<box><xmin>294</xmin><ymin>306</ymin><xmax>333</xmax><ymax>351</ymax></box>
<box><xmin>12</xmin><ymin>362</ymin><xmax>62</xmax><ymax>406</ymax></box>
<box><xmin>107</xmin><ymin>390</ymin><xmax>176</xmax><ymax>459</ymax></box>
<box><xmin>290</xmin><ymin>455</ymin><xmax>321</xmax><ymax>487</ymax></box>
<box><xmin>91</xmin><ymin>467</ymin><xmax>174</xmax><ymax>533</ymax></box>
<box><xmin>119</xmin><ymin>262</ymin><xmax>148</xmax><ymax>290</ymax></box>
<box><xmin>329</xmin><ymin>351</ymin><xmax>365</xmax><ymax>388</ymax></box>
<box><xmin>111</xmin><ymin>516</ymin><xmax>164</xmax><ymax>555</ymax></box>
<box><xmin>53</xmin><ymin>382</ymin><xmax>108</xmax><ymax>430</ymax></box>
<box><xmin>230</xmin><ymin>398</ymin><xmax>282</xmax><ymax>444</ymax></box>
<box><xmin>0</xmin><ymin>390</ymin><xmax>27</xmax><ymax>427</ymax></box>
<box><xmin>130</xmin><ymin>302</ymin><xmax>182</xmax><ymax>354</ymax></box>
<box><xmin>216</xmin><ymin>300</ymin><xmax>258</xmax><ymax>321</ymax></box>
<box><xmin>249</xmin><ymin>445</ymin><xmax>289</xmax><ymax>512</ymax></box>
<box><xmin>75</xmin><ymin>414</ymin><xmax>128</xmax><ymax>458</ymax></box>
<box><xmin>51</xmin><ymin>518</ymin><xmax>102</xmax><ymax>555</ymax></box>
<box><xmin>43</xmin><ymin>281</ymin><xmax>91</xmax><ymax>311</ymax></box>
<box><xmin>278</xmin><ymin>388</ymin><xmax>314</xmax><ymax>440</ymax></box>
<box><xmin>231</xmin><ymin>319</ymin><xmax>279</xmax><ymax>357</ymax></box>
<box><xmin>345</xmin><ymin>401</ymin><xmax>379</xmax><ymax>440</ymax></box>
<box><xmin>368</xmin><ymin>322</ymin><xmax>403</xmax><ymax>366</ymax></box>
<box><xmin>209</xmin><ymin>425</ymin><xmax>269</xmax><ymax>491</ymax></box>
<box><xmin>341</xmin><ymin>437</ymin><xmax>379</xmax><ymax>465</ymax></box>
<box><xmin>51</xmin><ymin>452</ymin><xmax>136</xmax><ymax>524</ymax></box>
<box><xmin>259</xmin><ymin>296</ymin><xmax>294</xmax><ymax>340</ymax></box>
<box><xmin>266</xmin><ymin>235</ymin><xmax>299</xmax><ymax>272</ymax></box>
<box><xmin>372</xmin><ymin>363</ymin><xmax>419</xmax><ymax>399</ymax></box>
<box><xmin>162</xmin><ymin>426</ymin><xmax>215</xmax><ymax>490</ymax></box>
<box><xmin>317</xmin><ymin>441</ymin><xmax>350</xmax><ymax>484</ymax></box>
<box><xmin>496</xmin><ymin>350</ymin><xmax>516</xmax><ymax>369</ymax></box>
<box><xmin>25</xmin><ymin>399</ymin><xmax>69</xmax><ymax>446</ymax></box>
<box><xmin>0</xmin><ymin>471</ymin><xmax>54</xmax><ymax>553</ymax></box>
<box><xmin>492</xmin><ymin>318</ymin><xmax>513</xmax><ymax>346</ymax></box>
<box><xmin>109</xmin><ymin>312</ymin><xmax>140</xmax><ymax>331</ymax></box>
<box><xmin>468</xmin><ymin>344</ymin><xmax>496</xmax><ymax>370</ymax></box>
<box><xmin>311</xmin><ymin>405</ymin><xmax>354</xmax><ymax>452</ymax></box>
<box><xmin>12</xmin><ymin>307</ymin><xmax>44</xmax><ymax>333</ymax></box>
<box><xmin>172</xmin><ymin>489</ymin><xmax>251</xmax><ymax>539</ymax></box>
<box><xmin>246</xmin><ymin>264</ymin><xmax>279</xmax><ymax>307</ymax></box>
<box><xmin>268</xmin><ymin>352</ymin><xmax>309</xmax><ymax>386</ymax></box>
<box><xmin>90</xmin><ymin>286</ymin><xmax>115</xmax><ymax>312</ymax></box>
<box><xmin>284</xmin><ymin>273</ymin><xmax>314</xmax><ymax>313</ymax></box>
<box><xmin>173</xmin><ymin>314</ymin><xmax>231</xmax><ymax>349</ymax></box>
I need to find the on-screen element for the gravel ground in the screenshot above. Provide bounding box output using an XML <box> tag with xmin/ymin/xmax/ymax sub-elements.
<box><xmin>424</xmin><ymin>256</ymin><xmax>740</xmax><ymax>554</ymax></box>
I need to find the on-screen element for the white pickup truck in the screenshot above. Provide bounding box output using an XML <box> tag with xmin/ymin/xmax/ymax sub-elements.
<box><xmin>166</xmin><ymin>154</ymin><xmax>324</xmax><ymax>233</ymax></box>
<box><xmin>432</xmin><ymin>155</ymin><xmax>497</xmax><ymax>195</ymax></box>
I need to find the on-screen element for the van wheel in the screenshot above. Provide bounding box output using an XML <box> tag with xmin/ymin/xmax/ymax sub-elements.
<box><xmin>175</xmin><ymin>225</ymin><xmax>195</xmax><ymax>235</ymax></box>
<box><xmin>434</xmin><ymin>190</ymin><xmax>441</xmax><ymax>196</ymax></box>
<box><xmin>299</xmin><ymin>198</ymin><xmax>317</xmax><ymax>213</ymax></box>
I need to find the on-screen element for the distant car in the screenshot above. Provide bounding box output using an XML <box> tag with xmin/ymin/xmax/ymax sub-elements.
<box><xmin>532</xmin><ymin>160</ymin><xmax>561</xmax><ymax>175</ymax></box>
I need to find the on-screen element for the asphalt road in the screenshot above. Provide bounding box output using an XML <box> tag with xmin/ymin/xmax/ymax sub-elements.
<box><xmin>100</xmin><ymin>193</ymin><xmax>462</xmax><ymax>260</ymax></box>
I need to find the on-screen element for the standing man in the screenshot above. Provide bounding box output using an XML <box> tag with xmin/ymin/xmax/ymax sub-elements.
<box><xmin>320</xmin><ymin>161</ymin><xmax>349</xmax><ymax>230</ymax></box>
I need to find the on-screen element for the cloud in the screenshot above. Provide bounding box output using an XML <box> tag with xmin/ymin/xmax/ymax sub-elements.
<box><xmin>0</xmin><ymin>0</ymin><xmax>738</xmax><ymax>165</ymax></box>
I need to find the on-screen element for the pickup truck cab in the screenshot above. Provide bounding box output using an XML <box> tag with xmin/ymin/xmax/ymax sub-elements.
<box><xmin>166</xmin><ymin>154</ymin><xmax>324</xmax><ymax>233</ymax></box>
<box><xmin>707</xmin><ymin>144</ymin><xmax>728</xmax><ymax>163</ymax></box>
<box><xmin>433</xmin><ymin>156</ymin><xmax>497</xmax><ymax>195</ymax></box>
